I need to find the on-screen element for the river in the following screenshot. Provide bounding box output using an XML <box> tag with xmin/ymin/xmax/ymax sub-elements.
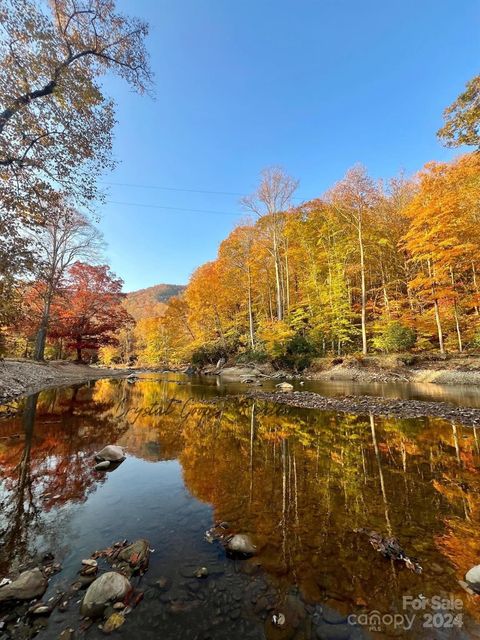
<box><xmin>1</xmin><ymin>374</ymin><xmax>480</xmax><ymax>639</ymax></box>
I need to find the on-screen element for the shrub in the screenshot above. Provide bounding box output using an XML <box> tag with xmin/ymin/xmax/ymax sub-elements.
<box><xmin>373</xmin><ymin>321</ymin><xmax>416</xmax><ymax>353</ymax></box>
<box><xmin>472</xmin><ymin>329</ymin><xmax>480</xmax><ymax>349</ymax></box>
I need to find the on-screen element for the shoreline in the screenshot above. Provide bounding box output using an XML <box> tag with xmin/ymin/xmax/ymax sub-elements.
<box><xmin>201</xmin><ymin>389</ymin><xmax>480</xmax><ymax>427</ymax></box>
<box><xmin>232</xmin><ymin>390</ymin><xmax>480</xmax><ymax>427</ymax></box>
<box><xmin>0</xmin><ymin>359</ymin><xmax>131</xmax><ymax>405</ymax></box>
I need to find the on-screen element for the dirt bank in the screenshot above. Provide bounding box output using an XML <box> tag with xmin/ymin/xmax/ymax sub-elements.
<box><xmin>237</xmin><ymin>390</ymin><xmax>480</xmax><ymax>427</ymax></box>
<box><xmin>306</xmin><ymin>354</ymin><xmax>480</xmax><ymax>385</ymax></box>
<box><xmin>0</xmin><ymin>359</ymin><xmax>128</xmax><ymax>404</ymax></box>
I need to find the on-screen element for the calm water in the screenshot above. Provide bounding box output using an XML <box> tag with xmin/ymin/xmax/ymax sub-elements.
<box><xmin>1</xmin><ymin>374</ymin><xmax>480</xmax><ymax>639</ymax></box>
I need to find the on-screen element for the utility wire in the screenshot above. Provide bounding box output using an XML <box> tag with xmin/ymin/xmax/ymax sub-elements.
<box><xmin>106</xmin><ymin>199</ymin><xmax>244</xmax><ymax>216</ymax></box>
<box><xmin>102</xmin><ymin>180</ymin><xmax>306</xmax><ymax>201</ymax></box>
<box><xmin>101</xmin><ymin>181</ymin><xmax>244</xmax><ymax>197</ymax></box>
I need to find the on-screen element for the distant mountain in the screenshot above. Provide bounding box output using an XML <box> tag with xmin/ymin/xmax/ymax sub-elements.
<box><xmin>124</xmin><ymin>284</ymin><xmax>185</xmax><ymax>321</ymax></box>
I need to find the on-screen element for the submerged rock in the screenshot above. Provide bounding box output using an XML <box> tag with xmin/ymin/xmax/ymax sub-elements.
<box><xmin>95</xmin><ymin>445</ymin><xmax>125</xmax><ymax>463</ymax></box>
<box><xmin>225</xmin><ymin>534</ymin><xmax>256</xmax><ymax>556</ymax></box>
<box><xmin>0</xmin><ymin>568</ymin><xmax>47</xmax><ymax>603</ymax></box>
<box><xmin>80</xmin><ymin>572</ymin><xmax>131</xmax><ymax>618</ymax></box>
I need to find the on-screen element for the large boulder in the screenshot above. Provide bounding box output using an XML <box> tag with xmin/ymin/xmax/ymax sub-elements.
<box><xmin>95</xmin><ymin>445</ymin><xmax>125</xmax><ymax>463</ymax></box>
<box><xmin>219</xmin><ymin>367</ymin><xmax>262</xmax><ymax>382</ymax></box>
<box><xmin>0</xmin><ymin>568</ymin><xmax>47</xmax><ymax>603</ymax></box>
<box><xmin>80</xmin><ymin>572</ymin><xmax>131</xmax><ymax>618</ymax></box>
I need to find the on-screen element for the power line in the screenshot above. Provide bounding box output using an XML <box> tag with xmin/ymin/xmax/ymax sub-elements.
<box><xmin>106</xmin><ymin>199</ymin><xmax>244</xmax><ymax>216</ymax></box>
<box><xmin>101</xmin><ymin>180</ymin><xmax>307</xmax><ymax>201</ymax></box>
<box><xmin>101</xmin><ymin>180</ymin><xmax>245</xmax><ymax>197</ymax></box>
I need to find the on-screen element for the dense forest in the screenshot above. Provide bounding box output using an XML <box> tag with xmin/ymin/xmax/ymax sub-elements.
<box><xmin>101</xmin><ymin>152</ymin><xmax>480</xmax><ymax>369</ymax></box>
<box><xmin>0</xmin><ymin>0</ymin><xmax>479</xmax><ymax>368</ymax></box>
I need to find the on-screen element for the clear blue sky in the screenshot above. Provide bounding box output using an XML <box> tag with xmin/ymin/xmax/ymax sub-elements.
<box><xmin>98</xmin><ymin>0</ymin><xmax>479</xmax><ymax>292</ymax></box>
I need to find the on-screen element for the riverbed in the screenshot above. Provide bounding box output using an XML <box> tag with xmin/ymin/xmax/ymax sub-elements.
<box><xmin>1</xmin><ymin>374</ymin><xmax>480</xmax><ymax>639</ymax></box>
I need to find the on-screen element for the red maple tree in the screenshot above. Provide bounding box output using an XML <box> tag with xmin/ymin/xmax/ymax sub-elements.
<box><xmin>50</xmin><ymin>262</ymin><xmax>133</xmax><ymax>361</ymax></box>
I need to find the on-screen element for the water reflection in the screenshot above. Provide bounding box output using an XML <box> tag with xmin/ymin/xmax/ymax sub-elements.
<box><xmin>1</xmin><ymin>377</ymin><xmax>480</xmax><ymax>639</ymax></box>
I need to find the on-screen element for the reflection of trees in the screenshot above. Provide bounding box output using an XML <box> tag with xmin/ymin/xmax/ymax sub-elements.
<box><xmin>1</xmin><ymin>394</ymin><xmax>40</xmax><ymax>572</ymax></box>
<box><xmin>2</xmin><ymin>377</ymin><xmax>480</xmax><ymax>631</ymax></box>
<box><xmin>0</xmin><ymin>384</ymin><xmax>129</xmax><ymax>574</ymax></box>
<box><xmin>179</xmin><ymin>398</ymin><xmax>480</xmax><ymax>622</ymax></box>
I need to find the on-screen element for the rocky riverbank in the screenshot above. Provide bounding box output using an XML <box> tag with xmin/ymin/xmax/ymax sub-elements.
<box><xmin>197</xmin><ymin>353</ymin><xmax>480</xmax><ymax>386</ymax></box>
<box><xmin>0</xmin><ymin>360</ymin><xmax>129</xmax><ymax>405</ymax></box>
<box><xmin>228</xmin><ymin>390</ymin><xmax>480</xmax><ymax>427</ymax></box>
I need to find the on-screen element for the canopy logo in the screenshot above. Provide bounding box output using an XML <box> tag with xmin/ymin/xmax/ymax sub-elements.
<box><xmin>347</xmin><ymin>595</ymin><xmax>463</xmax><ymax>633</ymax></box>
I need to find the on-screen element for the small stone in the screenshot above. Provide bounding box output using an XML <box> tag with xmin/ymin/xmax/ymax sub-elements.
<box><xmin>273</xmin><ymin>613</ymin><xmax>286</xmax><ymax>626</ymax></box>
<box><xmin>82</xmin><ymin>559</ymin><xmax>98</xmax><ymax>568</ymax></box>
<box><xmin>226</xmin><ymin>534</ymin><xmax>256</xmax><ymax>556</ymax></box>
<box><xmin>95</xmin><ymin>445</ymin><xmax>125</xmax><ymax>463</ymax></box>
<box><xmin>194</xmin><ymin>567</ymin><xmax>208</xmax><ymax>578</ymax></box>
<box><xmin>59</xmin><ymin>629</ymin><xmax>75</xmax><ymax>640</ymax></box>
<box><xmin>113</xmin><ymin>602</ymin><xmax>125</xmax><ymax>610</ymax></box>
<box><xmin>465</xmin><ymin>564</ymin><xmax>480</xmax><ymax>591</ymax></box>
<box><xmin>276</xmin><ymin>382</ymin><xmax>294</xmax><ymax>392</ymax></box>
<box><xmin>30</xmin><ymin>604</ymin><xmax>51</xmax><ymax>615</ymax></box>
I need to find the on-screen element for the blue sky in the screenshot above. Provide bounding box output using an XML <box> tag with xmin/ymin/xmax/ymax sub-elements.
<box><xmin>98</xmin><ymin>0</ymin><xmax>479</xmax><ymax>292</ymax></box>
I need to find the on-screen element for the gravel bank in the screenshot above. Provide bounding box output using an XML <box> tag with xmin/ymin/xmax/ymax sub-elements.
<box><xmin>238</xmin><ymin>390</ymin><xmax>480</xmax><ymax>427</ymax></box>
<box><xmin>0</xmin><ymin>359</ymin><xmax>128</xmax><ymax>404</ymax></box>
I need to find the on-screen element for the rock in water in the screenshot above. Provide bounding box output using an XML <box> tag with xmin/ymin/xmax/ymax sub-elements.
<box><xmin>80</xmin><ymin>572</ymin><xmax>131</xmax><ymax>618</ymax></box>
<box><xmin>465</xmin><ymin>565</ymin><xmax>480</xmax><ymax>592</ymax></box>
<box><xmin>276</xmin><ymin>382</ymin><xmax>293</xmax><ymax>392</ymax></box>
<box><xmin>0</xmin><ymin>568</ymin><xmax>47</xmax><ymax>603</ymax></box>
<box><xmin>95</xmin><ymin>445</ymin><xmax>125</xmax><ymax>463</ymax></box>
<box><xmin>114</xmin><ymin>539</ymin><xmax>150</xmax><ymax>576</ymax></box>
<box><xmin>103</xmin><ymin>612</ymin><xmax>125</xmax><ymax>633</ymax></box>
<box><xmin>225</xmin><ymin>534</ymin><xmax>256</xmax><ymax>556</ymax></box>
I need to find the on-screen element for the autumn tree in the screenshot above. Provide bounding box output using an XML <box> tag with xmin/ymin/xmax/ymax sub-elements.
<box><xmin>218</xmin><ymin>225</ymin><xmax>256</xmax><ymax>350</ymax></box>
<box><xmin>326</xmin><ymin>166</ymin><xmax>380</xmax><ymax>355</ymax></box>
<box><xmin>0</xmin><ymin>0</ymin><xmax>151</xmax><ymax>308</ymax></box>
<box><xmin>241</xmin><ymin>167</ymin><xmax>298</xmax><ymax>322</ymax></box>
<box><xmin>438</xmin><ymin>75</ymin><xmax>480</xmax><ymax>148</ymax></box>
<box><xmin>402</xmin><ymin>154</ymin><xmax>480</xmax><ymax>353</ymax></box>
<box><xmin>28</xmin><ymin>201</ymin><xmax>104</xmax><ymax>361</ymax></box>
<box><xmin>50</xmin><ymin>262</ymin><xmax>132</xmax><ymax>361</ymax></box>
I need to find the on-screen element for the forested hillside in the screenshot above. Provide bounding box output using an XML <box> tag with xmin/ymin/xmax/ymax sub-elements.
<box><xmin>124</xmin><ymin>284</ymin><xmax>185</xmax><ymax>321</ymax></box>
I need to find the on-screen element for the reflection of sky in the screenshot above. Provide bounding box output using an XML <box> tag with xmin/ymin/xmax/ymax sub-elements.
<box><xmin>55</xmin><ymin>457</ymin><xmax>212</xmax><ymax>584</ymax></box>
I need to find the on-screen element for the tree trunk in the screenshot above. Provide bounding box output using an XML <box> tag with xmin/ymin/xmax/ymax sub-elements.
<box><xmin>272</xmin><ymin>219</ymin><xmax>283</xmax><ymax>321</ymax></box>
<box><xmin>472</xmin><ymin>262</ymin><xmax>480</xmax><ymax>316</ymax></box>
<box><xmin>33</xmin><ymin>293</ymin><xmax>53</xmax><ymax>361</ymax></box>
<box><xmin>433</xmin><ymin>299</ymin><xmax>445</xmax><ymax>354</ymax></box>
<box><xmin>284</xmin><ymin>239</ymin><xmax>290</xmax><ymax>314</ymax></box>
<box><xmin>358</xmin><ymin>222</ymin><xmax>368</xmax><ymax>355</ymax></box>
<box><xmin>427</xmin><ymin>260</ymin><xmax>444</xmax><ymax>354</ymax></box>
<box><xmin>247</xmin><ymin>268</ymin><xmax>255</xmax><ymax>349</ymax></box>
<box><xmin>76</xmin><ymin>345</ymin><xmax>82</xmax><ymax>362</ymax></box>
<box><xmin>450</xmin><ymin>268</ymin><xmax>463</xmax><ymax>352</ymax></box>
